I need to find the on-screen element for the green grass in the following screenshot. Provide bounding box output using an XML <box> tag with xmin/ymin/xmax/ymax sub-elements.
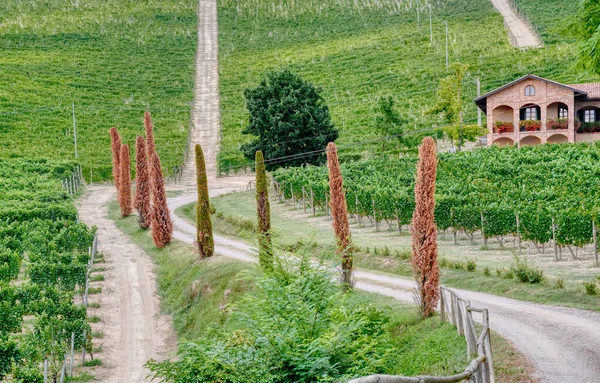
<box><xmin>216</xmin><ymin>0</ymin><xmax>595</xmax><ymax>171</ymax></box>
<box><xmin>182</xmin><ymin>190</ymin><xmax>600</xmax><ymax>312</ymax></box>
<box><xmin>512</xmin><ymin>0</ymin><xmax>578</xmax><ymax>44</ymax></box>
<box><xmin>0</xmin><ymin>0</ymin><xmax>197</xmax><ymax>180</ymax></box>
<box><xmin>109</xmin><ymin>199</ymin><xmax>535</xmax><ymax>381</ymax></box>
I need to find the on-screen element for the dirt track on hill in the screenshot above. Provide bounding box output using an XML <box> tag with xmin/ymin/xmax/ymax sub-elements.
<box><xmin>77</xmin><ymin>186</ymin><xmax>176</xmax><ymax>383</ymax></box>
<box><xmin>167</xmin><ymin>190</ymin><xmax>600</xmax><ymax>383</ymax></box>
<box><xmin>489</xmin><ymin>0</ymin><xmax>542</xmax><ymax>48</ymax></box>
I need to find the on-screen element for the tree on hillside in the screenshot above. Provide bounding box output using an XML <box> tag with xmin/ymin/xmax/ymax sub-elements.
<box><xmin>326</xmin><ymin>142</ymin><xmax>353</xmax><ymax>291</ymax></box>
<box><xmin>109</xmin><ymin>127</ymin><xmax>122</xmax><ymax>192</ymax></box>
<box><xmin>430</xmin><ymin>63</ymin><xmax>483</xmax><ymax>151</ymax></box>
<box><xmin>241</xmin><ymin>70</ymin><xmax>338</xmax><ymax>170</ymax></box>
<box><xmin>119</xmin><ymin>144</ymin><xmax>132</xmax><ymax>217</ymax></box>
<box><xmin>195</xmin><ymin>144</ymin><xmax>214</xmax><ymax>258</ymax></box>
<box><xmin>411</xmin><ymin>137</ymin><xmax>439</xmax><ymax>318</ymax></box>
<box><xmin>569</xmin><ymin>0</ymin><xmax>600</xmax><ymax>73</ymax></box>
<box><xmin>150</xmin><ymin>152</ymin><xmax>173</xmax><ymax>248</ymax></box>
<box><xmin>144</xmin><ymin>111</ymin><xmax>156</xmax><ymax>160</ymax></box>
<box><xmin>374</xmin><ymin>96</ymin><xmax>409</xmax><ymax>152</ymax></box>
<box><xmin>255</xmin><ymin>150</ymin><xmax>273</xmax><ymax>270</ymax></box>
<box><xmin>135</xmin><ymin>136</ymin><xmax>151</xmax><ymax>229</ymax></box>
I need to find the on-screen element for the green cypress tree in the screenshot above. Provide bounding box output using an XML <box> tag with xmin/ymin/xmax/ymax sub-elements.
<box><xmin>255</xmin><ymin>150</ymin><xmax>273</xmax><ymax>270</ymax></box>
<box><xmin>195</xmin><ymin>144</ymin><xmax>214</xmax><ymax>258</ymax></box>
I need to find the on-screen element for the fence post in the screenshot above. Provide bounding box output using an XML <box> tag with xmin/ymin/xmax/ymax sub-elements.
<box><xmin>44</xmin><ymin>358</ymin><xmax>48</xmax><ymax>383</ymax></box>
<box><xmin>290</xmin><ymin>184</ymin><xmax>295</xmax><ymax>207</ymax></box>
<box><xmin>69</xmin><ymin>332</ymin><xmax>75</xmax><ymax>377</ymax></box>
<box><xmin>356</xmin><ymin>196</ymin><xmax>360</xmax><ymax>225</ymax></box>
<box><xmin>440</xmin><ymin>288</ymin><xmax>446</xmax><ymax>322</ymax></box>
<box><xmin>60</xmin><ymin>358</ymin><xmax>66</xmax><ymax>383</ymax></box>
<box><xmin>311</xmin><ymin>189</ymin><xmax>316</xmax><ymax>216</ymax></box>
<box><xmin>481</xmin><ymin>212</ymin><xmax>487</xmax><ymax>246</ymax></box>
<box><xmin>552</xmin><ymin>217</ymin><xmax>558</xmax><ymax>261</ymax></box>
<box><xmin>302</xmin><ymin>186</ymin><xmax>307</xmax><ymax>214</ymax></box>
<box><xmin>396</xmin><ymin>208</ymin><xmax>402</xmax><ymax>234</ymax></box>
<box><xmin>81</xmin><ymin>328</ymin><xmax>87</xmax><ymax>363</ymax></box>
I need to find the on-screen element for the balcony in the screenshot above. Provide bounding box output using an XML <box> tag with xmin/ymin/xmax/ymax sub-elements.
<box><xmin>493</xmin><ymin>121</ymin><xmax>514</xmax><ymax>134</ymax></box>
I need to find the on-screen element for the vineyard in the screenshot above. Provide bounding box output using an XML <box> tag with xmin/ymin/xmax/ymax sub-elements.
<box><xmin>0</xmin><ymin>159</ymin><xmax>96</xmax><ymax>381</ymax></box>
<box><xmin>0</xmin><ymin>0</ymin><xmax>197</xmax><ymax>180</ymax></box>
<box><xmin>216</xmin><ymin>0</ymin><xmax>596</xmax><ymax>172</ymax></box>
<box><xmin>272</xmin><ymin>143</ymin><xmax>600</xmax><ymax>251</ymax></box>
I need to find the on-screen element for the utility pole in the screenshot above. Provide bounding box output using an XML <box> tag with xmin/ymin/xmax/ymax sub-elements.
<box><xmin>477</xmin><ymin>77</ymin><xmax>482</xmax><ymax>127</ymax></box>
<box><xmin>429</xmin><ymin>5</ymin><xmax>433</xmax><ymax>45</ymax></box>
<box><xmin>445</xmin><ymin>21</ymin><xmax>449</xmax><ymax>69</ymax></box>
<box><xmin>72</xmin><ymin>102</ymin><xmax>78</xmax><ymax>158</ymax></box>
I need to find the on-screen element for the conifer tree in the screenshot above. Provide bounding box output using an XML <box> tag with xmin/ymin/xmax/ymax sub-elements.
<box><xmin>326</xmin><ymin>142</ymin><xmax>353</xmax><ymax>290</ymax></box>
<box><xmin>195</xmin><ymin>144</ymin><xmax>214</xmax><ymax>258</ymax></box>
<box><xmin>150</xmin><ymin>152</ymin><xmax>173</xmax><ymax>248</ymax></box>
<box><xmin>119</xmin><ymin>144</ymin><xmax>132</xmax><ymax>216</ymax></box>
<box><xmin>255</xmin><ymin>150</ymin><xmax>273</xmax><ymax>270</ymax></box>
<box><xmin>109</xmin><ymin>127</ymin><xmax>122</xmax><ymax>192</ymax></box>
<box><xmin>411</xmin><ymin>137</ymin><xmax>440</xmax><ymax>318</ymax></box>
<box><xmin>144</xmin><ymin>111</ymin><xmax>156</xmax><ymax>160</ymax></box>
<box><xmin>134</xmin><ymin>136</ymin><xmax>151</xmax><ymax>229</ymax></box>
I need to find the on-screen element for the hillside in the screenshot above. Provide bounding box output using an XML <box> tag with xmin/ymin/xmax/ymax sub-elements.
<box><xmin>0</xmin><ymin>0</ymin><xmax>197</xmax><ymax>180</ymax></box>
<box><xmin>217</xmin><ymin>0</ymin><xmax>596</xmax><ymax>172</ymax></box>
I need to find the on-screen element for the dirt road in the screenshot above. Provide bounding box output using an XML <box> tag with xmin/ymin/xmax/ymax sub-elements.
<box><xmin>489</xmin><ymin>0</ymin><xmax>542</xmax><ymax>48</ymax></box>
<box><xmin>167</xmin><ymin>191</ymin><xmax>600</xmax><ymax>383</ymax></box>
<box><xmin>77</xmin><ymin>186</ymin><xmax>176</xmax><ymax>383</ymax></box>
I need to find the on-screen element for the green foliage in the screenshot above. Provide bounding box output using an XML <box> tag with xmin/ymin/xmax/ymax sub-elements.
<box><xmin>0</xmin><ymin>159</ymin><xmax>95</xmax><ymax>379</ymax></box>
<box><xmin>374</xmin><ymin>96</ymin><xmax>408</xmax><ymax>151</ymax></box>
<box><xmin>273</xmin><ymin>143</ymin><xmax>600</xmax><ymax>247</ymax></box>
<box><xmin>148</xmin><ymin>259</ymin><xmax>396</xmax><ymax>382</ymax></box>
<box><xmin>466</xmin><ymin>260</ymin><xmax>477</xmax><ymax>272</ymax></box>
<box><xmin>195</xmin><ymin>144</ymin><xmax>214</xmax><ymax>258</ymax></box>
<box><xmin>240</xmin><ymin>70</ymin><xmax>338</xmax><ymax>171</ymax></box>
<box><xmin>555</xmin><ymin>278</ymin><xmax>565</xmax><ymax>289</ymax></box>
<box><xmin>564</xmin><ymin>0</ymin><xmax>600</xmax><ymax>74</ymax></box>
<box><xmin>510</xmin><ymin>256</ymin><xmax>544</xmax><ymax>284</ymax></box>
<box><xmin>255</xmin><ymin>151</ymin><xmax>273</xmax><ymax>270</ymax></box>
<box><xmin>483</xmin><ymin>267</ymin><xmax>491</xmax><ymax>277</ymax></box>
<box><xmin>583</xmin><ymin>280</ymin><xmax>598</xmax><ymax>296</ymax></box>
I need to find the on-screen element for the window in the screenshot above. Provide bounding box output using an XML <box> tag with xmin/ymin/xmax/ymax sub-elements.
<box><xmin>559</xmin><ymin>107</ymin><xmax>568</xmax><ymax>119</ymax></box>
<box><xmin>524</xmin><ymin>107</ymin><xmax>537</xmax><ymax>120</ymax></box>
<box><xmin>525</xmin><ymin>85</ymin><xmax>535</xmax><ymax>96</ymax></box>
<box><xmin>584</xmin><ymin>109</ymin><xmax>595</xmax><ymax>123</ymax></box>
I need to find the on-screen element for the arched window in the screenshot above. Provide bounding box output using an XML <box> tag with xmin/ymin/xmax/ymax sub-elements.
<box><xmin>525</xmin><ymin>85</ymin><xmax>535</xmax><ymax>96</ymax></box>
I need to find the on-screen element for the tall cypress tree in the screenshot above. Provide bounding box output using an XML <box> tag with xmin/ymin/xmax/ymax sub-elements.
<box><xmin>195</xmin><ymin>144</ymin><xmax>214</xmax><ymax>258</ymax></box>
<box><xmin>255</xmin><ymin>150</ymin><xmax>273</xmax><ymax>270</ymax></box>
<box><xmin>150</xmin><ymin>152</ymin><xmax>173</xmax><ymax>248</ymax></box>
<box><xmin>134</xmin><ymin>136</ymin><xmax>151</xmax><ymax>229</ymax></box>
<box><xmin>411</xmin><ymin>137</ymin><xmax>440</xmax><ymax>318</ymax></box>
<box><xmin>326</xmin><ymin>142</ymin><xmax>353</xmax><ymax>290</ymax></box>
<box><xmin>109</xmin><ymin>127</ymin><xmax>122</xmax><ymax>193</ymax></box>
<box><xmin>119</xmin><ymin>144</ymin><xmax>132</xmax><ymax>217</ymax></box>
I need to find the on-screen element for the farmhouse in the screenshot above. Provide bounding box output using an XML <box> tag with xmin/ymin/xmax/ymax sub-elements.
<box><xmin>474</xmin><ymin>74</ymin><xmax>600</xmax><ymax>147</ymax></box>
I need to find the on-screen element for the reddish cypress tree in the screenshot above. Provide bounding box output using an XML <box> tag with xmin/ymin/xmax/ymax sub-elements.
<box><xmin>411</xmin><ymin>137</ymin><xmax>440</xmax><ymax>318</ymax></box>
<box><xmin>255</xmin><ymin>150</ymin><xmax>273</xmax><ymax>270</ymax></box>
<box><xmin>144</xmin><ymin>111</ymin><xmax>156</xmax><ymax>162</ymax></box>
<box><xmin>150</xmin><ymin>152</ymin><xmax>173</xmax><ymax>248</ymax></box>
<box><xmin>195</xmin><ymin>144</ymin><xmax>214</xmax><ymax>258</ymax></box>
<box><xmin>134</xmin><ymin>136</ymin><xmax>151</xmax><ymax>229</ymax></box>
<box><xmin>109</xmin><ymin>127</ymin><xmax>122</xmax><ymax>193</ymax></box>
<box><xmin>119</xmin><ymin>144</ymin><xmax>133</xmax><ymax>217</ymax></box>
<box><xmin>326</xmin><ymin>142</ymin><xmax>353</xmax><ymax>290</ymax></box>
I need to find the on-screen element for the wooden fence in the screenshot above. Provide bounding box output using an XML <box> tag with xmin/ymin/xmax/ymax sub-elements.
<box><xmin>62</xmin><ymin>165</ymin><xmax>83</xmax><ymax>196</ymax></box>
<box><xmin>348</xmin><ymin>287</ymin><xmax>494</xmax><ymax>383</ymax></box>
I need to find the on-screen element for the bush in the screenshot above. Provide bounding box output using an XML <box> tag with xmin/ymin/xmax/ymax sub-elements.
<box><xmin>555</xmin><ymin>278</ymin><xmax>564</xmax><ymax>289</ymax></box>
<box><xmin>466</xmin><ymin>260</ymin><xmax>476</xmax><ymax>272</ymax></box>
<box><xmin>510</xmin><ymin>256</ymin><xmax>544</xmax><ymax>284</ymax></box>
<box><xmin>147</xmin><ymin>259</ymin><xmax>395</xmax><ymax>382</ymax></box>
<box><xmin>583</xmin><ymin>280</ymin><xmax>598</xmax><ymax>296</ymax></box>
<box><xmin>483</xmin><ymin>267</ymin><xmax>491</xmax><ymax>277</ymax></box>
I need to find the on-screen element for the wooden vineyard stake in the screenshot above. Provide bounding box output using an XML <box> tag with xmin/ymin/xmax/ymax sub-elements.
<box><xmin>594</xmin><ymin>220</ymin><xmax>599</xmax><ymax>266</ymax></box>
<box><xmin>302</xmin><ymin>186</ymin><xmax>307</xmax><ymax>214</ymax></box>
<box><xmin>516</xmin><ymin>213</ymin><xmax>521</xmax><ymax>255</ymax></box>
<box><xmin>552</xmin><ymin>217</ymin><xmax>558</xmax><ymax>261</ymax></box>
<box><xmin>481</xmin><ymin>212</ymin><xmax>487</xmax><ymax>246</ymax></box>
<box><xmin>372</xmin><ymin>199</ymin><xmax>378</xmax><ymax>231</ymax></box>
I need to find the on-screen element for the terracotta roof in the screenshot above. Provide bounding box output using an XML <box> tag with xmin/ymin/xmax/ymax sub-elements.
<box><xmin>568</xmin><ymin>83</ymin><xmax>600</xmax><ymax>99</ymax></box>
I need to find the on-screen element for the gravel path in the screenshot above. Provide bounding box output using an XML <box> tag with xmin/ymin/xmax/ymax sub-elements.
<box><xmin>167</xmin><ymin>191</ymin><xmax>600</xmax><ymax>383</ymax></box>
<box><xmin>77</xmin><ymin>186</ymin><xmax>176</xmax><ymax>383</ymax></box>
<box><xmin>489</xmin><ymin>0</ymin><xmax>542</xmax><ymax>48</ymax></box>
<box><xmin>180</xmin><ymin>0</ymin><xmax>221</xmax><ymax>186</ymax></box>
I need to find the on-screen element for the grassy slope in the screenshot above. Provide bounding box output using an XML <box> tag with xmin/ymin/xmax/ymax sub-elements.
<box><xmin>0</xmin><ymin>0</ymin><xmax>197</xmax><ymax>180</ymax></box>
<box><xmin>178</xmin><ymin>191</ymin><xmax>600</xmax><ymax>312</ymax></box>
<box><xmin>108</xmin><ymin>200</ymin><xmax>532</xmax><ymax>381</ymax></box>
<box><xmin>512</xmin><ymin>0</ymin><xmax>579</xmax><ymax>44</ymax></box>
<box><xmin>217</xmin><ymin>0</ymin><xmax>595</xmax><ymax>171</ymax></box>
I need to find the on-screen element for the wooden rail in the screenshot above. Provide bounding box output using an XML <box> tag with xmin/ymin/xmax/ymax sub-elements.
<box><xmin>349</xmin><ymin>287</ymin><xmax>495</xmax><ymax>383</ymax></box>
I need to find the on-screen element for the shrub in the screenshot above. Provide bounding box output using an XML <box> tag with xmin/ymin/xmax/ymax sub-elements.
<box><xmin>483</xmin><ymin>267</ymin><xmax>491</xmax><ymax>277</ymax></box>
<box><xmin>583</xmin><ymin>280</ymin><xmax>598</xmax><ymax>296</ymax></box>
<box><xmin>510</xmin><ymin>256</ymin><xmax>544</xmax><ymax>284</ymax></box>
<box><xmin>466</xmin><ymin>259</ymin><xmax>476</xmax><ymax>272</ymax></box>
<box><xmin>555</xmin><ymin>278</ymin><xmax>564</xmax><ymax>289</ymax></box>
<box><xmin>196</xmin><ymin>144</ymin><xmax>214</xmax><ymax>258</ymax></box>
<box><xmin>147</xmin><ymin>260</ymin><xmax>395</xmax><ymax>382</ymax></box>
